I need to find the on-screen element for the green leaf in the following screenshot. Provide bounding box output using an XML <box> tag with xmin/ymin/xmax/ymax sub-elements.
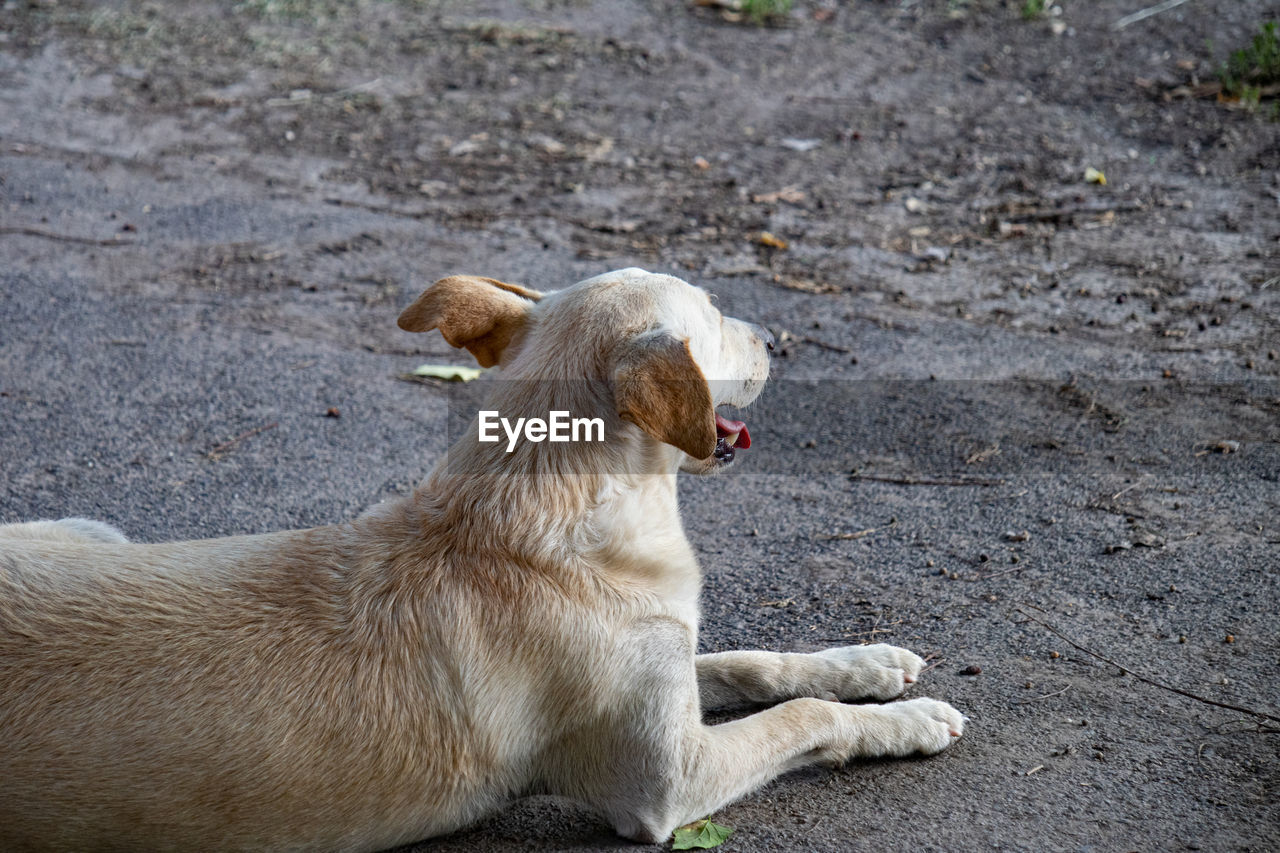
<box><xmin>672</xmin><ymin>819</ymin><xmax>733</xmax><ymax>850</ymax></box>
<box><xmin>409</xmin><ymin>364</ymin><xmax>485</xmax><ymax>382</ymax></box>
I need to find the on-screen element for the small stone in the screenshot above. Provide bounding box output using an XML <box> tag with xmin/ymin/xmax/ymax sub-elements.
<box><xmin>960</xmin><ymin>665</ymin><xmax>982</xmax><ymax>676</ymax></box>
<box><xmin>1050</xmin><ymin>651</ymin><xmax>1060</xmax><ymax>659</ymax></box>
<box><xmin>1225</xmin><ymin>634</ymin><xmax>1235</xmax><ymax>644</ymax></box>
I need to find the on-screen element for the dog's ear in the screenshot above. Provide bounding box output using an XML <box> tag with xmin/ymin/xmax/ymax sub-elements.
<box><xmin>398</xmin><ymin>276</ymin><xmax>543</xmax><ymax>368</ymax></box>
<box><xmin>614</xmin><ymin>333</ymin><xmax>717</xmax><ymax>459</ymax></box>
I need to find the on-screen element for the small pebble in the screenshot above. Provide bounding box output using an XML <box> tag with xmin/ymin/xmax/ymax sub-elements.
<box><xmin>1178</xmin><ymin>635</ymin><xmax>1187</xmax><ymax>643</ymax></box>
<box><xmin>1225</xmin><ymin>634</ymin><xmax>1235</xmax><ymax>644</ymax></box>
<box><xmin>960</xmin><ymin>665</ymin><xmax>982</xmax><ymax>676</ymax></box>
<box><xmin>1049</xmin><ymin>651</ymin><xmax>1060</xmax><ymax>659</ymax></box>
<box><xmin>325</xmin><ymin>407</ymin><xmax>341</xmax><ymax>418</ymax></box>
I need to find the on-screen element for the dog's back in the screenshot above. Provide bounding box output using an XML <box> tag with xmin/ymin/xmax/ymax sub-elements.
<box><xmin>0</xmin><ymin>514</ymin><xmax>545</xmax><ymax>852</ymax></box>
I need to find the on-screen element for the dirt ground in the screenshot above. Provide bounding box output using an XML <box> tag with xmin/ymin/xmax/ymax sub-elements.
<box><xmin>2</xmin><ymin>0</ymin><xmax>1278</xmax><ymax>850</ymax></box>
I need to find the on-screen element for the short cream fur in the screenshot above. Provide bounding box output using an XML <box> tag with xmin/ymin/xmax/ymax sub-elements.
<box><xmin>0</xmin><ymin>268</ymin><xmax>964</xmax><ymax>852</ymax></box>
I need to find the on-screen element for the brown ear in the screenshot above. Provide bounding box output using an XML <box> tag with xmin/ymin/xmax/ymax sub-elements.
<box><xmin>614</xmin><ymin>333</ymin><xmax>717</xmax><ymax>459</ymax></box>
<box><xmin>397</xmin><ymin>276</ymin><xmax>543</xmax><ymax>368</ymax></box>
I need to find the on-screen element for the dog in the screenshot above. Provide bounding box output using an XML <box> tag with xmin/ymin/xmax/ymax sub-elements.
<box><xmin>0</xmin><ymin>268</ymin><xmax>964</xmax><ymax>852</ymax></box>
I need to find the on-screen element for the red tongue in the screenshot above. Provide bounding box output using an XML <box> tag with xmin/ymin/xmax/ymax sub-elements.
<box><xmin>715</xmin><ymin>413</ymin><xmax>751</xmax><ymax>450</ymax></box>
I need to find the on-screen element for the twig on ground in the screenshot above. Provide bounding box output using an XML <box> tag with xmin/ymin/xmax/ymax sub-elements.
<box><xmin>1210</xmin><ymin>719</ymin><xmax>1280</xmax><ymax>736</ymax></box>
<box><xmin>1</xmin><ymin>226</ymin><xmax>135</xmax><ymax>247</ymax></box>
<box><xmin>800</xmin><ymin>336</ymin><xmax>853</xmax><ymax>354</ymax></box>
<box><xmin>1016</xmin><ymin>608</ymin><xmax>1280</xmax><ymax>724</ymax></box>
<box><xmin>822</xmin><ymin>527</ymin><xmax>877</xmax><ymax>541</ymax></box>
<box><xmin>839</xmin><ymin>620</ymin><xmax>903</xmax><ymax>640</ymax></box>
<box><xmin>207</xmin><ymin>422</ymin><xmax>278</xmax><ymax>459</ymax></box>
<box><xmin>988</xmin><ymin>201</ymin><xmax>1145</xmax><ymax>224</ymax></box>
<box><xmin>1113</xmin><ymin>0</ymin><xmax>1192</xmax><ymax>31</ymax></box>
<box><xmin>1013</xmin><ymin>685</ymin><xmax>1071</xmax><ymax>704</ymax></box>
<box><xmin>1111</xmin><ymin>481</ymin><xmax>1147</xmax><ymax>501</ymax></box>
<box><xmin>918</xmin><ymin>655</ymin><xmax>944</xmax><ymax>675</ymax></box>
<box><xmin>324</xmin><ymin>198</ymin><xmax>432</xmax><ymax>219</ymax></box>
<box><xmin>850</xmin><ymin>473</ymin><xmax>1006</xmax><ymax>487</ymax></box>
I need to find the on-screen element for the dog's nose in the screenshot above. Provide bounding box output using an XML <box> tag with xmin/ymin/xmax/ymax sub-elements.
<box><xmin>754</xmin><ymin>324</ymin><xmax>776</xmax><ymax>353</ymax></box>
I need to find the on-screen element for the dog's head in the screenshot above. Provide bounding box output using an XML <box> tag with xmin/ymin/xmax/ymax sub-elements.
<box><xmin>399</xmin><ymin>268</ymin><xmax>772</xmax><ymax>474</ymax></box>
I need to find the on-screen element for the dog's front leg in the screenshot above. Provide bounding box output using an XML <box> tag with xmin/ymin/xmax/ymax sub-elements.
<box><xmin>561</xmin><ymin>625</ymin><xmax>962</xmax><ymax>843</ymax></box>
<box><xmin>696</xmin><ymin>644</ymin><xmax>925</xmax><ymax>708</ymax></box>
<box><xmin>593</xmin><ymin>695</ymin><xmax>965</xmax><ymax>843</ymax></box>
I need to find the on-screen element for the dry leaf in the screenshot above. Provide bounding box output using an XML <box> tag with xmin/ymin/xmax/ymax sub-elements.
<box><xmin>672</xmin><ymin>819</ymin><xmax>733</xmax><ymax>850</ymax></box>
<box><xmin>753</xmin><ymin>231</ymin><xmax>788</xmax><ymax>250</ymax></box>
<box><xmin>752</xmin><ymin>186</ymin><xmax>807</xmax><ymax>204</ymax></box>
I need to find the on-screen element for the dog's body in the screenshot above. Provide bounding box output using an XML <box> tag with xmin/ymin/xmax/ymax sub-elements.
<box><xmin>0</xmin><ymin>269</ymin><xmax>964</xmax><ymax>852</ymax></box>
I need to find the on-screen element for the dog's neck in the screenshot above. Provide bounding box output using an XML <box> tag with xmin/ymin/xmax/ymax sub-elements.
<box><xmin>411</xmin><ymin>379</ymin><xmax>703</xmax><ymax>609</ymax></box>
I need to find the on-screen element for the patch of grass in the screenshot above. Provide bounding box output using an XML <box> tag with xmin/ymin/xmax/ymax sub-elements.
<box><xmin>1220</xmin><ymin>20</ymin><xmax>1280</xmax><ymax>108</ymax></box>
<box><xmin>741</xmin><ymin>0</ymin><xmax>792</xmax><ymax>26</ymax></box>
<box><xmin>1021</xmin><ymin>0</ymin><xmax>1047</xmax><ymax>20</ymax></box>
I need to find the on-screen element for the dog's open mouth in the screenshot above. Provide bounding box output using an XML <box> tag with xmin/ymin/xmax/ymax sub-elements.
<box><xmin>714</xmin><ymin>412</ymin><xmax>750</xmax><ymax>462</ymax></box>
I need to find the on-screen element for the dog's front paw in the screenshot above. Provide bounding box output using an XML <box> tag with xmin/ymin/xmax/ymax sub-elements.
<box><xmin>812</xmin><ymin>644</ymin><xmax>926</xmax><ymax>701</ymax></box>
<box><xmin>860</xmin><ymin>697</ymin><xmax>966</xmax><ymax>757</ymax></box>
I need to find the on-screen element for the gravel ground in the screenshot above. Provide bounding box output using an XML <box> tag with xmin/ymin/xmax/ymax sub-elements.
<box><xmin>2</xmin><ymin>1</ymin><xmax>1277</xmax><ymax>850</ymax></box>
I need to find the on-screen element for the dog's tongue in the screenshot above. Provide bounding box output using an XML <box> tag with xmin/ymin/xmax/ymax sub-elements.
<box><xmin>715</xmin><ymin>413</ymin><xmax>751</xmax><ymax>449</ymax></box>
